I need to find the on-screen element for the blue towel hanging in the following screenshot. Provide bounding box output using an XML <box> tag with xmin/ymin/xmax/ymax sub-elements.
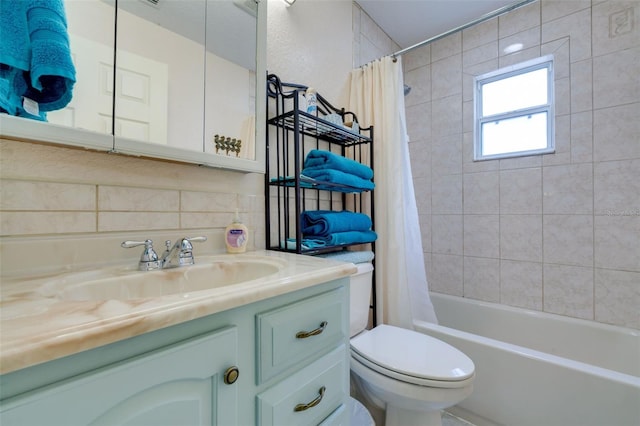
<box><xmin>0</xmin><ymin>1</ymin><xmax>31</xmax><ymax>72</ymax></box>
<box><xmin>26</xmin><ymin>0</ymin><xmax>76</xmax><ymax>111</ymax></box>
<box><xmin>0</xmin><ymin>0</ymin><xmax>76</xmax><ymax>117</ymax></box>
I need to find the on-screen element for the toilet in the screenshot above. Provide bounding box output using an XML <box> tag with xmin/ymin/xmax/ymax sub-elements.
<box><xmin>349</xmin><ymin>262</ymin><xmax>475</xmax><ymax>426</ymax></box>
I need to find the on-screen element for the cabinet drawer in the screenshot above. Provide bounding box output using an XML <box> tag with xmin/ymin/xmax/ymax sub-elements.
<box><xmin>256</xmin><ymin>345</ymin><xmax>348</xmax><ymax>426</ymax></box>
<box><xmin>256</xmin><ymin>287</ymin><xmax>347</xmax><ymax>383</ymax></box>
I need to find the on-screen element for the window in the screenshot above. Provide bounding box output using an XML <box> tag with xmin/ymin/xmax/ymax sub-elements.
<box><xmin>474</xmin><ymin>55</ymin><xmax>555</xmax><ymax>161</ymax></box>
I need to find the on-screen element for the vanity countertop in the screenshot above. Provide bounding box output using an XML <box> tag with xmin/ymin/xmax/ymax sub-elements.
<box><xmin>0</xmin><ymin>251</ymin><xmax>356</xmax><ymax>375</ymax></box>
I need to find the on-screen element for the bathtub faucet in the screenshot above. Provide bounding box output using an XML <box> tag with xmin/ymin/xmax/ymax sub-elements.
<box><xmin>161</xmin><ymin>236</ymin><xmax>207</xmax><ymax>269</ymax></box>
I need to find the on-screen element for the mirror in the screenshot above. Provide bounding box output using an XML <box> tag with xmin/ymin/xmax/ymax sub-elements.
<box><xmin>114</xmin><ymin>0</ymin><xmax>206</xmax><ymax>152</ymax></box>
<box><xmin>48</xmin><ymin>0</ymin><xmax>116</xmax><ymax>137</ymax></box>
<box><xmin>114</xmin><ymin>0</ymin><xmax>263</xmax><ymax>170</ymax></box>
<box><xmin>0</xmin><ymin>0</ymin><xmax>266</xmax><ymax>173</ymax></box>
<box><xmin>204</xmin><ymin>0</ymin><xmax>258</xmax><ymax>162</ymax></box>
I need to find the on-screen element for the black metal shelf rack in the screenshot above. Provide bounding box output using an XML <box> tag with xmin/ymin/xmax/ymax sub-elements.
<box><xmin>264</xmin><ymin>73</ymin><xmax>375</xmax><ymax>256</ymax></box>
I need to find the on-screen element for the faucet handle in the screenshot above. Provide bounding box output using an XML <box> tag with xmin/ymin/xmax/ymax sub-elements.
<box><xmin>177</xmin><ymin>236</ymin><xmax>208</xmax><ymax>266</ymax></box>
<box><xmin>121</xmin><ymin>239</ymin><xmax>161</xmax><ymax>271</ymax></box>
<box><xmin>186</xmin><ymin>236</ymin><xmax>207</xmax><ymax>244</ymax></box>
<box><xmin>180</xmin><ymin>236</ymin><xmax>207</xmax><ymax>251</ymax></box>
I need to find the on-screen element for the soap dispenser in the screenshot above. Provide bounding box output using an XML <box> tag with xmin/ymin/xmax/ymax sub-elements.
<box><xmin>225</xmin><ymin>210</ymin><xmax>249</xmax><ymax>253</ymax></box>
<box><xmin>305</xmin><ymin>87</ymin><xmax>317</xmax><ymax>114</ymax></box>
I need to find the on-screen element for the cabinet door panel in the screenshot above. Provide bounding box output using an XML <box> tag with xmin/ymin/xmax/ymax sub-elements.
<box><xmin>90</xmin><ymin>379</ymin><xmax>211</xmax><ymax>426</ymax></box>
<box><xmin>0</xmin><ymin>327</ymin><xmax>238</xmax><ymax>426</ymax></box>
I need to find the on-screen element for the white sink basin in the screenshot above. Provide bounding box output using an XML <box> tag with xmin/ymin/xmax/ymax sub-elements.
<box><xmin>41</xmin><ymin>255</ymin><xmax>286</xmax><ymax>301</ymax></box>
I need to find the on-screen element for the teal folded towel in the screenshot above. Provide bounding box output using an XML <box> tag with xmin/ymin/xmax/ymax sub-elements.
<box><xmin>302</xmin><ymin>210</ymin><xmax>372</xmax><ymax>236</ymax></box>
<box><xmin>302</xmin><ymin>168</ymin><xmax>375</xmax><ymax>192</ymax></box>
<box><xmin>304</xmin><ymin>149</ymin><xmax>373</xmax><ymax>180</ymax></box>
<box><xmin>317</xmin><ymin>230</ymin><xmax>378</xmax><ymax>246</ymax></box>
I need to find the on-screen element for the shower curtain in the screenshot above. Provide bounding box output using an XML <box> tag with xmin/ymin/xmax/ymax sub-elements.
<box><xmin>348</xmin><ymin>56</ymin><xmax>438</xmax><ymax>327</ymax></box>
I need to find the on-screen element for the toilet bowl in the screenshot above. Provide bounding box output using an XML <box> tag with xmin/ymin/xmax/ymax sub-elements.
<box><xmin>349</xmin><ymin>262</ymin><xmax>475</xmax><ymax>426</ymax></box>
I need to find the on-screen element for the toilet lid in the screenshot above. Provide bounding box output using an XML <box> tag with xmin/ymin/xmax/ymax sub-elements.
<box><xmin>350</xmin><ymin>324</ymin><xmax>475</xmax><ymax>383</ymax></box>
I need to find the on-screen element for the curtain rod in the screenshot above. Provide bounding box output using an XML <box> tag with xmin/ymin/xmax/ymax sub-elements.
<box><xmin>391</xmin><ymin>0</ymin><xmax>538</xmax><ymax>61</ymax></box>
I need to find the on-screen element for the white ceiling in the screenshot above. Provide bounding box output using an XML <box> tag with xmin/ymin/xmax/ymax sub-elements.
<box><xmin>356</xmin><ymin>0</ymin><xmax>520</xmax><ymax>49</ymax></box>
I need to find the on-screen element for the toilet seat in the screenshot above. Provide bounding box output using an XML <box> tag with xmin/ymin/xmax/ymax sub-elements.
<box><xmin>350</xmin><ymin>324</ymin><xmax>475</xmax><ymax>388</ymax></box>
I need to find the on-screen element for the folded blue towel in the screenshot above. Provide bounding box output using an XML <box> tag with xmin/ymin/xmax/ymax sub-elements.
<box><xmin>302</xmin><ymin>210</ymin><xmax>372</xmax><ymax>236</ymax></box>
<box><xmin>304</xmin><ymin>149</ymin><xmax>373</xmax><ymax>180</ymax></box>
<box><xmin>315</xmin><ymin>230</ymin><xmax>378</xmax><ymax>246</ymax></box>
<box><xmin>302</xmin><ymin>168</ymin><xmax>375</xmax><ymax>192</ymax></box>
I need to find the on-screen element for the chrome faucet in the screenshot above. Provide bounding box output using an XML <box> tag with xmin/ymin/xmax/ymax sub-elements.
<box><xmin>122</xmin><ymin>236</ymin><xmax>207</xmax><ymax>271</ymax></box>
<box><xmin>160</xmin><ymin>236</ymin><xmax>207</xmax><ymax>269</ymax></box>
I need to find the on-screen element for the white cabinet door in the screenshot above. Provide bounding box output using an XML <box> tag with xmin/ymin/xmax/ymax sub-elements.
<box><xmin>0</xmin><ymin>327</ymin><xmax>238</xmax><ymax>426</ymax></box>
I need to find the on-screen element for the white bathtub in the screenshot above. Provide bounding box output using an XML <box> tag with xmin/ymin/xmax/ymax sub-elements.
<box><xmin>414</xmin><ymin>293</ymin><xmax>640</xmax><ymax>426</ymax></box>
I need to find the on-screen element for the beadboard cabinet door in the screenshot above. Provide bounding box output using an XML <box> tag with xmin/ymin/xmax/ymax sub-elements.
<box><xmin>0</xmin><ymin>326</ymin><xmax>238</xmax><ymax>426</ymax></box>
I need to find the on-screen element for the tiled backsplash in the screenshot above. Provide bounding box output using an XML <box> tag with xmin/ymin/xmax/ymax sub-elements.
<box><xmin>0</xmin><ymin>139</ymin><xmax>264</xmax><ymax>277</ymax></box>
<box><xmin>403</xmin><ymin>0</ymin><xmax>639</xmax><ymax>329</ymax></box>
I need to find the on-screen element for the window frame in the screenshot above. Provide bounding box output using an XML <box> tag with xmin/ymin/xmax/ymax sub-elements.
<box><xmin>473</xmin><ymin>55</ymin><xmax>555</xmax><ymax>161</ymax></box>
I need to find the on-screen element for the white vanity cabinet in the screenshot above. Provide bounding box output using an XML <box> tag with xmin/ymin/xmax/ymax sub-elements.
<box><xmin>0</xmin><ymin>278</ymin><xmax>350</xmax><ymax>426</ymax></box>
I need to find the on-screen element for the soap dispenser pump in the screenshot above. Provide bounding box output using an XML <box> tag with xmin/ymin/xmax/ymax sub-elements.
<box><xmin>225</xmin><ymin>209</ymin><xmax>249</xmax><ymax>253</ymax></box>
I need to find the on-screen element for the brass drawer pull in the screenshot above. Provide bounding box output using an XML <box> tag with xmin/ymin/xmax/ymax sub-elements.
<box><xmin>223</xmin><ymin>366</ymin><xmax>239</xmax><ymax>385</ymax></box>
<box><xmin>295</xmin><ymin>321</ymin><xmax>328</xmax><ymax>339</ymax></box>
<box><xmin>294</xmin><ymin>386</ymin><xmax>326</xmax><ymax>412</ymax></box>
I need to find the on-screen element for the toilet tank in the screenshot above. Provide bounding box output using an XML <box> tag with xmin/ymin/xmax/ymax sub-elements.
<box><xmin>349</xmin><ymin>262</ymin><xmax>374</xmax><ymax>338</ymax></box>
